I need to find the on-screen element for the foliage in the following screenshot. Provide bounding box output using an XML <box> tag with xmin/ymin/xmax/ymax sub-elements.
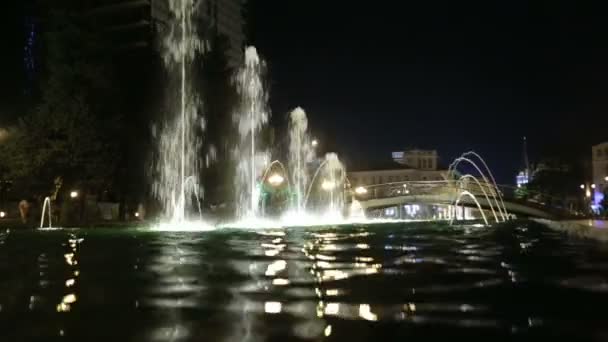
<box><xmin>0</xmin><ymin>11</ymin><xmax>121</xmax><ymax>196</ymax></box>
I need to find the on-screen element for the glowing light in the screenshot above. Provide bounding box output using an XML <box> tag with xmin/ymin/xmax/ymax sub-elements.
<box><xmin>605</xmin><ymin>176</ymin><xmax>608</xmax><ymax>182</ymax></box>
<box><xmin>268</xmin><ymin>173</ymin><xmax>285</xmax><ymax>186</ymax></box>
<box><xmin>326</xmin><ymin>289</ymin><xmax>339</xmax><ymax>296</ymax></box>
<box><xmin>359</xmin><ymin>304</ymin><xmax>378</xmax><ymax>321</ymax></box>
<box><xmin>0</xmin><ymin>211</ymin><xmax>5</xmax><ymax>218</ymax></box>
<box><xmin>264</xmin><ymin>301</ymin><xmax>282</xmax><ymax>314</ymax></box>
<box><xmin>325</xmin><ymin>303</ymin><xmax>340</xmax><ymax>315</ymax></box>
<box><xmin>70</xmin><ymin>191</ymin><xmax>78</xmax><ymax>199</ymax></box>
<box><xmin>321</xmin><ymin>180</ymin><xmax>336</xmax><ymax>191</ymax></box>
<box><xmin>265</xmin><ymin>260</ymin><xmax>287</xmax><ymax>276</ymax></box>
<box><xmin>65</xmin><ymin>279</ymin><xmax>75</xmax><ymax>287</ymax></box>
<box><xmin>580</xmin><ymin>184</ymin><xmax>585</xmax><ymax>190</ymax></box>
<box><xmin>312</xmin><ymin>139</ymin><xmax>319</xmax><ymax>147</ymax></box>
<box><xmin>64</xmin><ymin>253</ymin><xmax>75</xmax><ymax>266</ymax></box>
<box><xmin>324</xmin><ymin>325</ymin><xmax>332</xmax><ymax>337</ymax></box>
<box><xmin>134</xmin><ymin>212</ymin><xmax>140</xmax><ymax>218</ymax></box>
<box><xmin>62</xmin><ymin>294</ymin><xmax>77</xmax><ymax>304</ymax></box>
<box><xmin>272</xmin><ymin>278</ymin><xmax>289</xmax><ymax>286</ymax></box>
<box><xmin>355</xmin><ymin>186</ymin><xmax>368</xmax><ymax>195</ymax></box>
<box><xmin>591</xmin><ymin>184</ymin><xmax>596</xmax><ymax>189</ymax></box>
<box><xmin>586</xmin><ymin>190</ymin><xmax>592</xmax><ymax>198</ymax></box>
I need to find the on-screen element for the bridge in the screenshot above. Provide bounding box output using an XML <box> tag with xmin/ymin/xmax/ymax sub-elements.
<box><xmin>351</xmin><ymin>180</ymin><xmax>572</xmax><ymax>221</ymax></box>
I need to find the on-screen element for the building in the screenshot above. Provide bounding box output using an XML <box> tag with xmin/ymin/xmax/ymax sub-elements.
<box><xmin>392</xmin><ymin>149</ymin><xmax>439</xmax><ymax>170</ymax></box>
<box><xmin>83</xmin><ymin>0</ymin><xmax>244</xmax><ymax>63</ymax></box>
<box><xmin>350</xmin><ymin>149</ymin><xmax>447</xmax><ymax>187</ymax></box>
<box><xmin>202</xmin><ymin>0</ymin><xmax>245</xmax><ymax>67</ymax></box>
<box><xmin>592</xmin><ymin>142</ymin><xmax>608</xmax><ymax>196</ymax></box>
<box><xmin>348</xmin><ymin>165</ymin><xmax>448</xmax><ymax>187</ymax></box>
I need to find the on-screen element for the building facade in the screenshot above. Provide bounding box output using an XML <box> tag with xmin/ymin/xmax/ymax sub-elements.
<box><xmin>83</xmin><ymin>0</ymin><xmax>244</xmax><ymax>62</ymax></box>
<box><xmin>348</xmin><ymin>167</ymin><xmax>448</xmax><ymax>187</ymax></box>
<box><xmin>201</xmin><ymin>0</ymin><xmax>245</xmax><ymax>67</ymax></box>
<box><xmin>393</xmin><ymin>149</ymin><xmax>439</xmax><ymax>171</ymax></box>
<box><xmin>592</xmin><ymin>142</ymin><xmax>608</xmax><ymax>193</ymax></box>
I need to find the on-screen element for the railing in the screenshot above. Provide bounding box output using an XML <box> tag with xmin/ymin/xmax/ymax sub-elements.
<box><xmin>352</xmin><ymin>180</ymin><xmax>577</xmax><ymax>218</ymax></box>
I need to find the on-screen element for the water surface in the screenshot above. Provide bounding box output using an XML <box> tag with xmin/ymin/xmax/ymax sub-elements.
<box><xmin>1</xmin><ymin>221</ymin><xmax>607</xmax><ymax>341</ymax></box>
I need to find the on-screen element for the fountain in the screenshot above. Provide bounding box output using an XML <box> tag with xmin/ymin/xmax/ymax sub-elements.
<box><xmin>296</xmin><ymin>153</ymin><xmax>348</xmax><ymax>218</ymax></box>
<box><xmin>288</xmin><ymin>107</ymin><xmax>314</xmax><ymax>213</ymax></box>
<box><xmin>151</xmin><ymin>0</ymin><xmax>205</xmax><ymax>225</ymax></box>
<box><xmin>232</xmin><ymin>46</ymin><xmax>271</xmax><ymax>219</ymax></box>
<box><xmin>40</xmin><ymin>197</ymin><xmax>52</xmax><ymax>229</ymax></box>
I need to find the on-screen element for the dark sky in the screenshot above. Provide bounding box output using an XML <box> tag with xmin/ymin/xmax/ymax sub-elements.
<box><xmin>248</xmin><ymin>1</ymin><xmax>608</xmax><ymax>182</ymax></box>
<box><xmin>1</xmin><ymin>1</ymin><xmax>606</xmax><ymax>184</ymax></box>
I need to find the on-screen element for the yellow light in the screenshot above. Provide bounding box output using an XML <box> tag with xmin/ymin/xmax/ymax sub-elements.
<box><xmin>312</xmin><ymin>139</ymin><xmax>319</xmax><ymax>147</ymax></box>
<box><xmin>355</xmin><ymin>186</ymin><xmax>368</xmax><ymax>195</ymax></box>
<box><xmin>70</xmin><ymin>191</ymin><xmax>79</xmax><ymax>199</ymax></box>
<box><xmin>135</xmin><ymin>212</ymin><xmax>140</xmax><ymax>217</ymax></box>
<box><xmin>65</xmin><ymin>279</ymin><xmax>75</xmax><ymax>287</ymax></box>
<box><xmin>580</xmin><ymin>184</ymin><xmax>585</xmax><ymax>190</ymax></box>
<box><xmin>605</xmin><ymin>176</ymin><xmax>608</xmax><ymax>182</ymax></box>
<box><xmin>321</xmin><ymin>180</ymin><xmax>336</xmax><ymax>191</ymax></box>
<box><xmin>591</xmin><ymin>184</ymin><xmax>596</xmax><ymax>189</ymax></box>
<box><xmin>0</xmin><ymin>211</ymin><xmax>5</xmax><ymax>218</ymax></box>
<box><xmin>268</xmin><ymin>173</ymin><xmax>285</xmax><ymax>186</ymax></box>
<box><xmin>586</xmin><ymin>190</ymin><xmax>592</xmax><ymax>198</ymax></box>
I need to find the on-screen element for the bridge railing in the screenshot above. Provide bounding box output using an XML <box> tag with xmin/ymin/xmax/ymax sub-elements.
<box><xmin>351</xmin><ymin>180</ymin><xmax>578</xmax><ymax>218</ymax></box>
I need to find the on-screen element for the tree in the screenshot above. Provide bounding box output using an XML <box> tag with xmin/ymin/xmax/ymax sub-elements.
<box><xmin>1</xmin><ymin>11</ymin><xmax>121</xmax><ymax>199</ymax></box>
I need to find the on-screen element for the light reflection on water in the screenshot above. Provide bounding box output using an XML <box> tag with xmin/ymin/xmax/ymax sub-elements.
<box><xmin>0</xmin><ymin>221</ymin><xmax>608</xmax><ymax>340</ymax></box>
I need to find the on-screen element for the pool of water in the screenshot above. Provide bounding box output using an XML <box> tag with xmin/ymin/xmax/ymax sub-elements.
<box><xmin>1</xmin><ymin>220</ymin><xmax>607</xmax><ymax>341</ymax></box>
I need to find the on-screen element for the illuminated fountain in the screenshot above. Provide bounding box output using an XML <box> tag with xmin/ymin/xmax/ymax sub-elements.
<box><xmin>448</xmin><ymin>152</ymin><xmax>510</xmax><ymax>225</ymax></box>
<box><xmin>40</xmin><ymin>197</ymin><xmax>52</xmax><ymax>229</ymax></box>
<box><xmin>151</xmin><ymin>0</ymin><xmax>211</xmax><ymax>230</ymax></box>
<box><xmin>232</xmin><ymin>46</ymin><xmax>271</xmax><ymax>220</ymax></box>
<box><xmin>288</xmin><ymin>107</ymin><xmax>314</xmax><ymax>213</ymax></box>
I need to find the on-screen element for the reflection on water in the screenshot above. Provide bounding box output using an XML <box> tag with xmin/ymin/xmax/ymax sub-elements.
<box><xmin>1</xmin><ymin>221</ymin><xmax>608</xmax><ymax>340</ymax></box>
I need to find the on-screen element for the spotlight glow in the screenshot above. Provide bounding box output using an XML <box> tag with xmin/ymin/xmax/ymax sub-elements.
<box><xmin>355</xmin><ymin>186</ymin><xmax>368</xmax><ymax>195</ymax></box>
<box><xmin>70</xmin><ymin>191</ymin><xmax>79</xmax><ymax>199</ymax></box>
<box><xmin>0</xmin><ymin>211</ymin><xmax>5</xmax><ymax>218</ymax></box>
<box><xmin>268</xmin><ymin>174</ymin><xmax>285</xmax><ymax>186</ymax></box>
<box><xmin>321</xmin><ymin>180</ymin><xmax>336</xmax><ymax>191</ymax></box>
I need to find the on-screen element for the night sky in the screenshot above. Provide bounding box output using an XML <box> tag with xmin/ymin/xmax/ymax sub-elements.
<box><xmin>248</xmin><ymin>1</ymin><xmax>608</xmax><ymax>182</ymax></box>
<box><xmin>1</xmin><ymin>1</ymin><xmax>607</xmax><ymax>184</ymax></box>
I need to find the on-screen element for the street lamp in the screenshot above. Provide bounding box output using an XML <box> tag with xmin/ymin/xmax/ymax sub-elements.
<box><xmin>70</xmin><ymin>191</ymin><xmax>79</xmax><ymax>199</ymax></box>
<box><xmin>355</xmin><ymin>186</ymin><xmax>368</xmax><ymax>195</ymax></box>
<box><xmin>321</xmin><ymin>180</ymin><xmax>336</xmax><ymax>191</ymax></box>
<box><xmin>580</xmin><ymin>184</ymin><xmax>585</xmax><ymax>190</ymax></box>
<box><xmin>591</xmin><ymin>184</ymin><xmax>596</xmax><ymax>189</ymax></box>
<box><xmin>268</xmin><ymin>174</ymin><xmax>285</xmax><ymax>187</ymax></box>
<box><xmin>0</xmin><ymin>211</ymin><xmax>5</xmax><ymax>218</ymax></box>
<box><xmin>311</xmin><ymin>139</ymin><xmax>319</xmax><ymax>148</ymax></box>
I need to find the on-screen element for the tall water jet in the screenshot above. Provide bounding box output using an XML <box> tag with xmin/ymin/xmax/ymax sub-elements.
<box><xmin>152</xmin><ymin>0</ymin><xmax>204</xmax><ymax>223</ymax></box>
<box><xmin>288</xmin><ymin>107</ymin><xmax>314</xmax><ymax>212</ymax></box>
<box><xmin>233</xmin><ymin>47</ymin><xmax>270</xmax><ymax>219</ymax></box>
